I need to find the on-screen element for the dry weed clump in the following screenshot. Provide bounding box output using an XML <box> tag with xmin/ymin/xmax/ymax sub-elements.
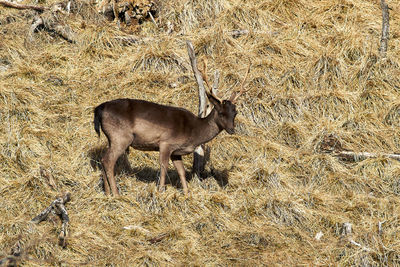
<box><xmin>1</xmin><ymin>0</ymin><xmax>400</xmax><ymax>265</ymax></box>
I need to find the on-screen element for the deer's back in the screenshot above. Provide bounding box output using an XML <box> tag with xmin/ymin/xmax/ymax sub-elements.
<box><xmin>99</xmin><ymin>98</ymin><xmax>199</xmax><ymax>151</ymax></box>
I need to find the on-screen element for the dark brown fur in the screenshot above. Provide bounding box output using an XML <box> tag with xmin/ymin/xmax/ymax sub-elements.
<box><xmin>94</xmin><ymin>96</ymin><xmax>237</xmax><ymax>195</ymax></box>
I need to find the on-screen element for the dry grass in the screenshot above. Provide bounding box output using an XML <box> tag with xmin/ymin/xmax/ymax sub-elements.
<box><xmin>1</xmin><ymin>0</ymin><xmax>400</xmax><ymax>265</ymax></box>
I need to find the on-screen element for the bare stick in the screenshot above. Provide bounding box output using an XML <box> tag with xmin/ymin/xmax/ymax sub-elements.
<box><xmin>31</xmin><ymin>193</ymin><xmax>71</xmax><ymax>248</ymax></box>
<box><xmin>379</xmin><ymin>0</ymin><xmax>390</xmax><ymax>58</ymax></box>
<box><xmin>148</xmin><ymin>12</ymin><xmax>157</xmax><ymax>28</ymax></box>
<box><xmin>31</xmin><ymin>193</ymin><xmax>71</xmax><ymax>223</ymax></box>
<box><xmin>50</xmin><ymin>22</ymin><xmax>76</xmax><ymax>43</ymax></box>
<box><xmin>148</xmin><ymin>233</ymin><xmax>168</xmax><ymax>244</ymax></box>
<box><xmin>55</xmin><ymin>203</ymin><xmax>69</xmax><ymax>248</ymax></box>
<box><xmin>31</xmin><ymin>16</ymin><xmax>44</xmax><ymax>32</ymax></box>
<box><xmin>378</xmin><ymin>221</ymin><xmax>385</xmax><ymax>236</ymax></box>
<box><xmin>229</xmin><ymin>29</ymin><xmax>249</xmax><ymax>38</ymax></box>
<box><xmin>0</xmin><ymin>194</ymin><xmax>71</xmax><ymax>265</ymax></box>
<box><xmin>320</xmin><ymin>134</ymin><xmax>400</xmax><ymax>162</ymax></box>
<box><xmin>187</xmin><ymin>41</ymin><xmax>209</xmax><ymax>177</ymax></box>
<box><xmin>212</xmin><ymin>70</ymin><xmax>220</xmax><ymax>96</ymax></box>
<box><xmin>341</xmin><ymin>222</ymin><xmax>352</xmax><ymax>236</ymax></box>
<box><xmin>166</xmin><ymin>21</ymin><xmax>174</xmax><ymax>34</ymax></box>
<box><xmin>27</xmin><ymin>16</ymin><xmax>44</xmax><ymax>42</ymax></box>
<box><xmin>0</xmin><ymin>0</ymin><xmax>47</xmax><ymax>12</ymax></box>
<box><xmin>186</xmin><ymin>41</ymin><xmax>207</xmax><ymax>117</ymax></box>
<box><xmin>333</xmin><ymin>151</ymin><xmax>400</xmax><ymax>162</ymax></box>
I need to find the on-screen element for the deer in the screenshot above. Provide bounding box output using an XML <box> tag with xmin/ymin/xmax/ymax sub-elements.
<box><xmin>93</xmin><ymin>63</ymin><xmax>249</xmax><ymax>196</ymax></box>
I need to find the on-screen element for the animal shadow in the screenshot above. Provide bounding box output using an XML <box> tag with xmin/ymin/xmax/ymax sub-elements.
<box><xmin>88</xmin><ymin>146</ymin><xmax>229</xmax><ymax>191</ymax></box>
<box><xmin>197</xmin><ymin>168</ymin><xmax>229</xmax><ymax>188</ymax></box>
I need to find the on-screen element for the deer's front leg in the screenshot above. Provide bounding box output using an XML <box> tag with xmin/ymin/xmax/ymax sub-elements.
<box><xmin>171</xmin><ymin>155</ymin><xmax>189</xmax><ymax>195</ymax></box>
<box><xmin>158</xmin><ymin>145</ymin><xmax>171</xmax><ymax>192</ymax></box>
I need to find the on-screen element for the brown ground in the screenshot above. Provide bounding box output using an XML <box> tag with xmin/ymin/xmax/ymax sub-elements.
<box><xmin>1</xmin><ymin>0</ymin><xmax>400</xmax><ymax>265</ymax></box>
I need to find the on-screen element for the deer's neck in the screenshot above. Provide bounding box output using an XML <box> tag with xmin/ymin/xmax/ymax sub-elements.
<box><xmin>193</xmin><ymin>109</ymin><xmax>222</xmax><ymax>146</ymax></box>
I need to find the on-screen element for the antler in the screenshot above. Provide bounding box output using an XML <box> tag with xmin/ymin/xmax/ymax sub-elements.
<box><xmin>229</xmin><ymin>63</ymin><xmax>251</xmax><ymax>103</ymax></box>
<box><xmin>199</xmin><ymin>59</ymin><xmax>222</xmax><ymax>102</ymax></box>
<box><xmin>200</xmin><ymin>59</ymin><xmax>212</xmax><ymax>90</ymax></box>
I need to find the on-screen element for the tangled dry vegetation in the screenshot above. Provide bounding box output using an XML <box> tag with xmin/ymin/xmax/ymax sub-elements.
<box><xmin>1</xmin><ymin>0</ymin><xmax>400</xmax><ymax>265</ymax></box>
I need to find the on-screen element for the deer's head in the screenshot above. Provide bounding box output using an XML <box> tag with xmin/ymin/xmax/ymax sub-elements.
<box><xmin>202</xmin><ymin>60</ymin><xmax>250</xmax><ymax>135</ymax></box>
<box><xmin>207</xmin><ymin>94</ymin><xmax>238</xmax><ymax>134</ymax></box>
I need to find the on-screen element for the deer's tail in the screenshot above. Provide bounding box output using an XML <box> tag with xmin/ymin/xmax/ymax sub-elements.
<box><xmin>93</xmin><ymin>103</ymin><xmax>105</xmax><ymax>137</ymax></box>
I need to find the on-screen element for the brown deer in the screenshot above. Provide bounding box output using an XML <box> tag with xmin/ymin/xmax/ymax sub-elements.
<box><xmin>93</xmin><ymin>67</ymin><xmax>249</xmax><ymax>196</ymax></box>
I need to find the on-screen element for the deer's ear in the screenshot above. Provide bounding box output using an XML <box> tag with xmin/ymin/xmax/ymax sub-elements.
<box><xmin>206</xmin><ymin>91</ymin><xmax>222</xmax><ymax>111</ymax></box>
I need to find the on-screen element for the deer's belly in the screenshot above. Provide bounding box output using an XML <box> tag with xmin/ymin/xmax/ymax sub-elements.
<box><xmin>130</xmin><ymin>140</ymin><xmax>159</xmax><ymax>151</ymax></box>
<box><xmin>172</xmin><ymin>145</ymin><xmax>196</xmax><ymax>156</ymax></box>
<box><xmin>130</xmin><ymin>132</ymin><xmax>160</xmax><ymax>151</ymax></box>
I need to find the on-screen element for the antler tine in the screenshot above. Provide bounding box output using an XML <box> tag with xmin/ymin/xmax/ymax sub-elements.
<box><xmin>200</xmin><ymin>58</ymin><xmax>222</xmax><ymax>102</ymax></box>
<box><xmin>230</xmin><ymin>62</ymin><xmax>251</xmax><ymax>103</ymax></box>
<box><xmin>199</xmin><ymin>59</ymin><xmax>212</xmax><ymax>90</ymax></box>
<box><xmin>212</xmin><ymin>70</ymin><xmax>220</xmax><ymax>96</ymax></box>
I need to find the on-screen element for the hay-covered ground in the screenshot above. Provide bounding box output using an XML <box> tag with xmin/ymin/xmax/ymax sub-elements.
<box><xmin>1</xmin><ymin>0</ymin><xmax>400</xmax><ymax>265</ymax></box>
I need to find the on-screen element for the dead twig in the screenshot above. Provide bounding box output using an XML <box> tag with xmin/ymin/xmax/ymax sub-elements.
<box><xmin>28</xmin><ymin>14</ymin><xmax>76</xmax><ymax>43</ymax></box>
<box><xmin>378</xmin><ymin>221</ymin><xmax>385</xmax><ymax>236</ymax></box>
<box><xmin>229</xmin><ymin>29</ymin><xmax>249</xmax><ymax>38</ymax></box>
<box><xmin>32</xmin><ymin>193</ymin><xmax>71</xmax><ymax>248</ymax></box>
<box><xmin>333</xmin><ymin>151</ymin><xmax>400</xmax><ymax>162</ymax></box>
<box><xmin>148</xmin><ymin>233</ymin><xmax>168</xmax><ymax>244</ymax></box>
<box><xmin>0</xmin><ymin>194</ymin><xmax>71</xmax><ymax>266</ymax></box>
<box><xmin>0</xmin><ymin>0</ymin><xmax>78</xmax><ymax>43</ymax></box>
<box><xmin>379</xmin><ymin>0</ymin><xmax>390</xmax><ymax>59</ymax></box>
<box><xmin>320</xmin><ymin>134</ymin><xmax>400</xmax><ymax>162</ymax></box>
<box><xmin>31</xmin><ymin>193</ymin><xmax>70</xmax><ymax>223</ymax></box>
<box><xmin>186</xmin><ymin>41</ymin><xmax>209</xmax><ymax>177</ymax></box>
<box><xmin>0</xmin><ymin>0</ymin><xmax>47</xmax><ymax>12</ymax></box>
<box><xmin>148</xmin><ymin>12</ymin><xmax>157</xmax><ymax>28</ymax></box>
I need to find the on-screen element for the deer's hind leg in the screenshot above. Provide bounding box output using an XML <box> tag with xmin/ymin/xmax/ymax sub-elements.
<box><xmin>158</xmin><ymin>143</ymin><xmax>172</xmax><ymax>192</ymax></box>
<box><xmin>171</xmin><ymin>155</ymin><xmax>188</xmax><ymax>194</ymax></box>
<box><xmin>102</xmin><ymin>131</ymin><xmax>133</xmax><ymax>196</ymax></box>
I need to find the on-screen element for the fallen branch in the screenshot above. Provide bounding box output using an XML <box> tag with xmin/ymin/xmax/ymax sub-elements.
<box><xmin>0</xmin><ymin>193</ymin><xmax>71</xmax><ymax>266</ymax></box>
<box><xmin>0</xmin><ymin>0</ymin><xmax>47</xmax><ymax>12</ymax></box>
<box><xmin>148</xmin><ymin>233</ymin><xmax>168</xmax><ymax>244</ymax></box>
<box><xmin>46</xmin><ymin>19</ymin><xmax>76</xmax><ymax>43</ymax></box>
<box><xmin>28</xmin><ymin>14</ymin><xmax>76</xmax><ymax>43</ymax></box>
<box><xmin>333</xmin><ymin>150</ymin><xmax>400</xmax><ymax>162</ymax></box>
<box><xmin>378</xmin><ymin>221</ymin><xmax>385</xmax><ymax>236</ymax></box>
<box><xmin>319</xmin><ymin>134</ymin><xmax>400</xmax><ymax>162</ymax></box>
<box><xmin>0</xmin><ymin>0</ymin><xmax>77</xmax><ymax>43</ymax></box>
<box><xmin>229</xmin><ymin>29</ymin><xmax>249</xmax><ymax>38</ymax></box>
<box><xmin>186</xmin><ymin>41</ymin><xmax>207</xmax><ymax>117</ymax></box>
<box><xmin>32</xmin><ymin>192</ymin><xmax>71</xmax><ymax>248</ymax></box>
<box><xmin>186</xmin><ymin>41</ymin><xmax>210</xmax><ymax>177</ymax></box>
<box><xmin>148</xmin><ymin>12</ymin><xmax>157</xmax><ymax>28</ymax></box>
<box><xmin>379</xmin><ymin>0</ymin><xmax>390</xmax><ymax>58</ymax></box>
